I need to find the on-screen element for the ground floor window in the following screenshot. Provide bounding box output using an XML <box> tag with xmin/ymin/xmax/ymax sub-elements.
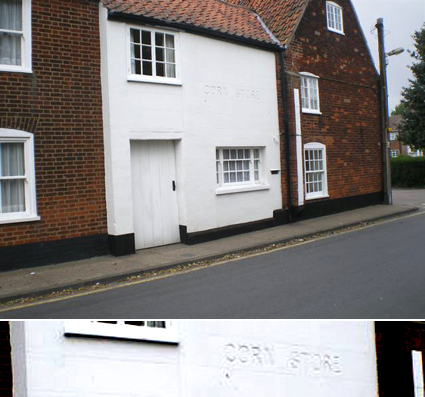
<box><xmin>390</xmin><ymin>149</ymin><xmax>400</xmax><ymax>158</ymax></box>
<box><xmin>304</xmin><ymin>142</ymin><xmax>328</xmax><ymax>200</ymax></box>
<box><xmin>0</xmin><ymin>129</ymin><xmax>38</xmax><ymax>224</ymax></box>
<box><xmin>216</xmin><ymin>147</ymin><xmax>262</xmax><ymax>187</ymax></box>
<box><xmin>64</xmin><ymin>320</ymin><xmax>178</xmax><ymax>344</ymax></box>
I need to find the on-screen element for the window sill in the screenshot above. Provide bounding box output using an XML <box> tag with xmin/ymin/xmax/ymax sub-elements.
<box><xmin>327</xmin><ymin>27</ymin><xmax>345</xmax><ymax>35</ymax></box>
<box><xmin>0</xmin><ymin>215</ymin><xmax>40</xmax><ymax>225</ymax></box>
<box><xmin>64</xmin><ymin>322</ymin><xmax>179</xmax><ymax>345</ymax></box>
<box><xmin>216</xmin><ymin>184</ymin><xmax>270</xmax><ymax>195</ymax></box>
<box><xmin>302</xmin><ymin>109</ymin><xmax>322</xmax><ymax>115</ymax></box>
<box><xmin>0</xmin><ymin>65</ymin><xmax>32</xmax><ymax>74</ymax></box>
<box><xmin>127</xmin><ymin>75</ymin><xmax>182</xmax><ymax>86</ymax></box>
<box><xmin>305</xmin><ymin>194</ymin><xmax>329</xmax><ymax>201</ymax></box>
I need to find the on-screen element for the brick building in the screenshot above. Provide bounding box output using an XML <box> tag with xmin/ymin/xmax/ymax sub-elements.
<box><xmin>0</xmin><ymin>0</ymin><xmax>108</xmax><ymax>270</ymax></box>
<box><xmin>1</xmin><ymin>0</ymin><xmax>385</xmax><ymax>264</ymax></box>
<box><xmin>234</xmin><ymin>0</ymin><xmax>383</xmax><ymax>220</ymax></box>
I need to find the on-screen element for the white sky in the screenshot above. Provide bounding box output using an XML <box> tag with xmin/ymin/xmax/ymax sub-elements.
<box><xmin>351</xmin><ymin>0</ymin><xmax>425</xmax><ymax>111</ymax></box>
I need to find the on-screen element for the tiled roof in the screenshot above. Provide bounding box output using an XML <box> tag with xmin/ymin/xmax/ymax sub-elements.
<box><xmin>389</xmin><ymin>115</ymin><xmax>402</xmax><ymax>130</ymax></box>
<box><xmin>101</xmin><ymin>0</ymin><xmax>282</xmax><ymax>47</ymax></box>
<box><xmin>228</xmin><ymin>0</ymin><xmax>309</xmax><ymax>45</ymax></box>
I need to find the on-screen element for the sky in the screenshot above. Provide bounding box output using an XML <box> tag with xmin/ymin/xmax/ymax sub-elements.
<box><xmin>351</xmin><ymin>0</ymin><xmax>425</xmax><ymax>112</ymax></box>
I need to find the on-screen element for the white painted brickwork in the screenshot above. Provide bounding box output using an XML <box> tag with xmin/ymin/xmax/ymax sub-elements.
<box><xmin>11</xmin><ymin>321</ymin><xmax>377</xmax><ymax>397</ymax></box>
<box><xmin>99</xmin><ymin>6</ymin><xmax>282</xmax><ymax>238</ymax></box>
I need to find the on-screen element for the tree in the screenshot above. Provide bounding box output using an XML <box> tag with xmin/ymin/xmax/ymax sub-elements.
<box><xmin>391</xmin><ymin>102</ymin><xmax>405</xmax><ymax>116</ymax></box>
<box><xmin>397</xmin><ymin>25</ymin><xmax>425</xmax><ymax>150</ymax></box>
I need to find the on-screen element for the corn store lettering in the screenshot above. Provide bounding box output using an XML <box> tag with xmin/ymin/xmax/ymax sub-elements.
<box><xmin>224</xmin><ymin>343</ymin><xmax>275</xmax><ymax>365</ymax></box>
<box><xmin>204</xmin><ymin>85</ymin><xmax>260</xmax><ymax>100</ymax></box>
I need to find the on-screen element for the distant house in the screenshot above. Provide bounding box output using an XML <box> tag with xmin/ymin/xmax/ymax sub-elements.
<box><xmin>389</xmin><ymin>115</ymin><xmax>423</xmax><ymax>158</ymax></box>
<box><xmin>3</xmin><ymin>320</ymin><xmax>425</xmax><ymax>396</ymax></box>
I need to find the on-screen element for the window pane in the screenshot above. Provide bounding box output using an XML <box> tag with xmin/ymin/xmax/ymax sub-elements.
<box><xmin>223</xmin><ymin>149</ymin><xmax>229</xmax><ymax>160</ymax></box>
<box><xmin>142</xmin><ymin>45</ymin><xmax>151</xmax><ymax>60</ymax></box>
<box><xmin>165</xmin><ymin>49</ymin><xmax>175</xmax><ymax>63</ymax></box>
<box><xmin>230</xmin><ymin>150</ymin><xmax>237</xmax><ymax>159</ymax></box>
<box><xmin>1</xmin><ymin>179</ymin><xmax>25</xmax><ymax>213</ymax></box>
<box><xmin>155</xmin><ymin>32</ymin><xmax>164</xmax><ymax>47</ymax></box>
<box><xmin>0</xmin><ymin>0</ymin><xmax>22</xmax><ymax>30</ymax></box>
<box><xmin>142</xmin><ymin>61</ymin><xmax>152</xmax><ymax>76</ymax></box>
<box><xmin>132</xmin><ymin>44</ymin><xmax>140</xmax><ymax>59</ymax></box>
<box><xmin>237</xmin><ymin>172</ymin><xmax>243</xmax><ymax>182</ymax></box>
<box><xmin>124</xmin><ymin>321</ymin><xmax>145</xmax><ymax>326</ymax></box>
<box><xmin>131</xmin><ymin>29</ymin><xmax>140</xmax><ymax>44</ymax></box>
<box><xmin>141</xmin><ymin>30</ymin><xmax>151</xmax><ymax>45</ymax></box>
<box><xmin>165</xmin><ymin>34</ymin><xmax>175</xmax><ymax>48</ymax></box>
<box><xmin>166</xmin><ymin>63</ymin><xmax>176</xmax><ymax>78</ymax></box>
<box><xmin>1</xmin><ymin>143</ymin><xmax>24</xmax><ymax>176</ymax></box>
<box><xmin>224</xmin><ymin>173</ymin><xmax>229</xmax><ymax>183</ymax></box>
<box><xmin>254</xmin><ymin>171</ymin><xmax>259</xmax><ymax>181</ymax></box>
<box><xmin>147</xmin><ymin>321</ymin><xmax>166</xmax><ymax>328</ymax></box>
<box><xmin>156</xmin><ymin>62</ymin><xmax>165</xmax><ymax>77</ymax></box>
<box><xmin>0</xmin><ymin>32</ymin><xmax>21</xmax><ymax>66</ymax></box>
<box><xmin>237</xmin><ymin>149</ymin><xmax>244</xmax><ymax>159</ymax></box>
<box><xmin>156</xmin><ymin>47</ymin><xmax>164</xmax><ymax>62</ymax></box>
<box><xmin>132</xmin><ymin>59</ymin><xmax>141</xmax><ymax>74</ymax></box>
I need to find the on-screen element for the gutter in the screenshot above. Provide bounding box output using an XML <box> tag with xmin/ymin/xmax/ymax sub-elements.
<box><xmin>280</xmin><ymin>48</ymin><xmax>293</xmax><ymax>221</ymax></box>
<box><xmin>107</xmin><ymin>11</ymin><xmax>282</xmax><ymax>52</ymax></box>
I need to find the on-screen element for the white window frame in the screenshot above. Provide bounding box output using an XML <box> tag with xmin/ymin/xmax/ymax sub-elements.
<box><xmin>299</xmin><ymin>72</ymin><xmax>321</xmax><ymax>115</ymax></box>
<box><xmin>389</xmin><ymin>132</ymin><xmax>398</xmax><ymax>141</ymax></box>
<box><xmin>326</xmin><ymin>1</ymin><xmax>344</xmax><ymax>35</ymax></box>
<box><xmin>0</xmin><ymin>0</ymin><xmax>32</xmax><ymax>73</ymax></box>
<box><xmin>215</xmin><ymin>147</ymin><xmax>270</xmax><ymax>195</ymax></box>
<box><xmin>64</xmin><ymin>321</ymin><xmax>179</xmax><ymax>344</ymax></box>
<box><xmin>390</xmin><ymin>149</ymin><xmax>400</xmax><ymax>158</ymax></box>
<box><xmin>127</xmin><ymin>25</ymin><xmax>181</xmax><ymax>85</ymax></box>
<box><xmin>0</xmin><ymin>128</ymin><xmax>39</xmax><ymax>224</ymax></box>
<box><xmin>304</xmin><ymin>142</ymin><xmax>328</xmax><ymax>200</ymax></box>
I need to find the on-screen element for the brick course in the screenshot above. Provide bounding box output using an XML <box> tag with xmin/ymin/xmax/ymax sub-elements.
<box><xmin>280</xmin><ymin>0</ymin><xmax>383</xmax><ymax>208</ymax></box>
<box><xmin>0</xmin><ymin>1</ymin><xmax>107</xmax><ymax>250</ymax></box>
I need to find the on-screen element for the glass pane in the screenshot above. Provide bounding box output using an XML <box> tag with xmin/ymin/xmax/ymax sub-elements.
<box><xmin>166</xmin><ymin>63</ymin><xmax>176</xmax><ymax>78</ymax></box>
<box><xmin>131</xmin><ymin>29</ymin><xmax>140</xmax><ymax>43</ymax></box>
<box><xmin>165</xmin><ymin>34</ymin><xmax>175</xmax><ymax>48</ymax></box>
<box><xmin>237</xmin><ymin>149</ymin><xmax>243</xmax><ymax>159</ymax></box>
<box><xmin>237</xmin><ymin>172</ymin><xmax>243</xmax><ymax>182</ymax></box>
<box><xmin>223</xmin><ymin>149</ymin><xmax>229</xmax><ymax>160</ymax></box>
<box><xmin>124</xmin><ymin>321</ymin><xmax>145</xmax><ymax>326</ymax></box>
<box><xmin>229</xmin><ymin>161</ymin><xmax>236</xmax><ymax>171</ymax></box>
<box><xmin>132</xmin><ymin>44</ymin><xmax>140</xmax><ymax>59</ymax></box>
<box><xmin>142</xmin><ymin>61</ymin><xmax>152</xmax><ymax>76</ymax></box>
<box><xmin>254</xmin><ymin>149</ymin><xmax>260</xmax><ymax>159</ymax></box>
<box><xmin>230</xmin><ymin>149</ymin><xmax>237</xmax><ymax>159</ymax></box>
<box><xmin>1</xmin><ymin>180</ymin><xmax>25</xmax><ymax>213</ymax></box>
<box><xmin>132</xmin><ymin>60</ymin><xmax>141</xmax><ymax>74</ymax></box>
<box><xmin>147</xmin><ymin>321</ymin><xmax>166</xmax><ymax>328</ymax></box>
<box><xmin>156</xmin><ymin>62</ymin><xmax>165</xmax><ymax>77</ymax></box>
<box><xmin>216</xmin><ymin>149</ymin><xmax>219</xmax><ymax>160</ymax></box>
<box><xmin>230</xmin><ymin>173</ymin><xmax>236</xmax><ymax>183</ymax></box>
<box><xmin>244</xmin><ymin>160</ymin><xmax>250</xmax><ymax>170</ymax></box>
<box><xmin>155</xmin><ymin>32</ymin><xmax>164</xmax><ymax>47</ymax></box>
<box><xmin>0</xmin><ymin>0</ymin><xmax>22</xmax><ymax>30</ymax></box>
<box><xmin>223</xmin><ymin>162</ymin><xmax>228</xmax><ymax>171</ymax></box>
<box><xmin>1</xmin><ymin>143</ymin><xmax>24</xmax><ymax>176</ymax></box>
<box><xmin>166</xmin><ymin>49</ymin><xmax>175</xmax><ymax>63</ymax></box>
<box><xmin>237</xmin><ymin>161</ymin><xmax>242</xmax><ymax>171</ymax></box>
<box><xmin>224</xmin><ymin>173</ymin><xmax>229</xmax><ymax>183</ymax></box>
<box><xmin>254</xmin><ymin>171</ymin><xmax>259</xmax><ymax>181</ymax></box>
<box><xmin>0</xmin><ymin>32</ymin><xmax>21</xmax><ymax>66</ymax></box>
<box><xmin>156</xmin><ymin>47</ymin><xmax>164</xmax><ymax>62</ymax></box>
<box><xmin>141</xmin><ymin>30</ymin><xmax>151</xmax><ymax>45</ymax></box>
<box><xmin>142</xmin><ymin>45</ymin><xmax>151</xmax><ymax>60</ymax></box>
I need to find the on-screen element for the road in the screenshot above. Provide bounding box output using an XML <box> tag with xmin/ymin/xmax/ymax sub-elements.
<box><xmin>1</xmin><ymin>211</ymin><xmax>424</xmax><ymax>319</ymax></box>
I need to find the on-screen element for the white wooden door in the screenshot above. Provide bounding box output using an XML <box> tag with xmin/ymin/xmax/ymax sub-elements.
<box><xmin>131</xmin><ymin>140</ymin><xmax>180</xmax><ymax>250</ymax></box>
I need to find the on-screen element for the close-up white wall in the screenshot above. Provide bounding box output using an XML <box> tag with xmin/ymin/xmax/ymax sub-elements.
<box><xmin>10</xmin><ymin>321</ymin><xmax>377</xmax><ymax>397</ymax></box>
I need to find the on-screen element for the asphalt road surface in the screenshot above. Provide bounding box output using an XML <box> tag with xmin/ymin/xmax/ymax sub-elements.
<box><xmin>2</xmin><ymin>212</ymin><xmax>425</xmax><ymax>319</ymax></box>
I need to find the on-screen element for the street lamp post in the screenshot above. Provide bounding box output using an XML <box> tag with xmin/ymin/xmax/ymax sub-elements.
<box><xmin>376</xmin><ymin>18</ymin><xmax>404</xmax><ymax>206</ymax></box>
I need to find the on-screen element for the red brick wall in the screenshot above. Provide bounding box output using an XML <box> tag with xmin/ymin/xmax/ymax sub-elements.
<box><xmin>0</xmin><ymin>0</ymin><xmax>107</xmax><ymax>247</ymax></box>
<box><xmin>0</xmin><ymin>322</ymin><xmax>12</xmax><ymax>397</ymax></box>
<box><xmin>282</xmin><ymin>0</ymin><xmax>383</xmax><ymax>206</ymax></box>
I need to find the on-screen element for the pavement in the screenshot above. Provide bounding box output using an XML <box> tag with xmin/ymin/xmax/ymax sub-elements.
<box><xmin>0</xmin><ymin>188</ymin><xmax>423</xmax><ymax>304</ymax></box>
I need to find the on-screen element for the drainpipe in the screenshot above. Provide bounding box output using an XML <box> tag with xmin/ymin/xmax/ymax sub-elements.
<box><xmin>280</xmin><ymin>48</ymin><xmax>293</xmax><ymax>222</ymax></box>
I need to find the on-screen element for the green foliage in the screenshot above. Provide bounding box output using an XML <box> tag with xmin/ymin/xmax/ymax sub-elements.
<box><xmin>397</xmin><ymin>25</ymin><xmax>425</xmax><ymax>150</ymax></box>
<box><xmin>391</xmin><ymin>103</ymin><xmax>405</xmax><ymax>116</ymax></box>
<box><xmin>391</xmin><ymin>156</ymin><xmax>425</xmax><ymax>187</ymax></box>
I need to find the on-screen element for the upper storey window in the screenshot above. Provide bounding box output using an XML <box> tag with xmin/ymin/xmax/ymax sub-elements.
<box><xmin>299</xmin><ymin>72</ymin><xmax>321</xmax><ymax>114</ymax></box>
<box><xmin>326</xmin><ymin>1</ymin><xmax>344</xmax><ymax>35</ymax></box>
<box><xmin>0</xmin><ymin>0</ymin><xmax>32</xmax><ymax>73</ymax></box>
<box><xmin>128</xmin><ymin>26</ymin><xmax>181</xmax><ymax>85</ymax></box>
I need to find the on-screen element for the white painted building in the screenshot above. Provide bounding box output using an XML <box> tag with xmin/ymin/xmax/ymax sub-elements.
<box><xmin>9</xmin><ymin>320</ymin><xmax>378</xmax><ymax>396</ymax></box>
<box><xmin>99</xmin><ymin>2</ymin><xmax>283</xmax><ymax>254</ymax></box>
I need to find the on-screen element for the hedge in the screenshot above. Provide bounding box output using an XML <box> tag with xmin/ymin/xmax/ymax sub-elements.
<box><xmin>391</xmin><ymin>155</ymin><xmax>425</xmax><ymax>187</ymax></box>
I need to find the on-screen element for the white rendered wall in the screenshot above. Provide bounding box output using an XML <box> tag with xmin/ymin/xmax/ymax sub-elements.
<box><xmin>100</xmin><ymin>6</ymin><xmax>282</xmax><ymax>236</ymax></box>
<box><xmin>14</xmin><ymin>321</ymin><xmax>377</xmax><ymax>397</ymax></box>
